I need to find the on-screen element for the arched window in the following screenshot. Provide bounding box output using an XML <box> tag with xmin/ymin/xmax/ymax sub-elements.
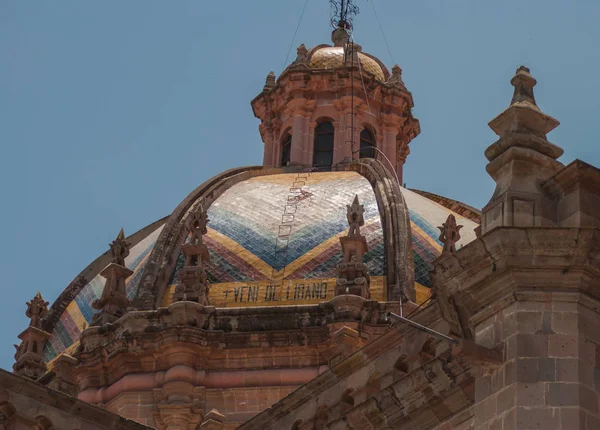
<box><xmin>280</xmin><ymin>133</ymin><xmax>291</xmax><ymax>166</ymax></box>
<box><xmin>360</xmin><ymin>128</ymin><xmax>376</xmax><ymax>159</ymax></box>
<box><xmin>313</xmin><ymin>121</ymin><xmax>334</xmax><ymax>167</ymax></box>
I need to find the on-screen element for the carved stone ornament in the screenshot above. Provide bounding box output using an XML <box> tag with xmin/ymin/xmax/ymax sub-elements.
<box><xmin>263</xmin><ymin>71</ymin><xmax>276</xmax><ymax>91</ymax></box>
<box><xmin>337</xmin><ymin>195</ymin><xmax>370</xmax><ymax>298</ymax></box>
<box><xmin>109</xmin><ymin>227</ymin><xmax>130</xmax><ymax>266</ymax></box>
<box><xmin>91</xmin><ymin>228</ymin><xmax>133</xmax><ymax>326</ymax></box>
<box><xmin>438</xmin><ymin>214</ymin><xmax>463</xmax><ymax>254</ymax></box>
<box><xmin>13</xmin><ymin>292</ymin><xmax>51</xmax><ymax>379</ymax></box>
<box><xmin>174</xmin><ymin>203</ymin><xmax>212</xmax><ymax>305</ymax></box>
<box><xmin>346</xmin><ymin>195</ymin><xmax>365</xmax><ymax>237</ymax></box>
<box><xmin>295</xmin><ymin>43</ymin><xmax>308</xmax><ymax>63</ymax></box>
<box><xmin>26</xmin><ymin>292</ymin><xmax>49</xmax><ymax>329</ymax></box>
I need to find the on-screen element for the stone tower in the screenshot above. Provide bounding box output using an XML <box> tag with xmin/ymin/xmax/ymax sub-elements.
<box><xmin>251</xmin><ymin>26</ymin><xmax>420</xmax><ymax>184</ymax></box>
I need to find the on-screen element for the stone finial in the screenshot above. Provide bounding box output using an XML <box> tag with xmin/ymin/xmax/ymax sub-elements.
<box><xmin>295</xmin><ymin>43</ymin><xmax>308</xmax><ymax>64</ymax></box>
<box><xmin>92</xmin><ymin>229</ymin><xmax>133</xmax><ymax>326</ymax></box>
<box><xmin>174</xmin><ymin>204</ymin><xmax>212</xmax><ymax>305</ymax></box>
<box><xmin>488</xmin><ymin>66</ymin><xmax>560</xmax><ymax>140</ymax></box>
<box><xmin>190</xmin><ymin>204</ymin><xmax>209</xmax><ymax>247</ymax></box>
<box><xmin>347</xmin><ymin>195</ymin><xmax>365</xmax><ymax>237</ymax></box>
<box><xmin>388</xmin><ymin>65</ymin><xmax>406</xmax><ymax>88</ymax></box>
<box><xmin>337</xmin><ymin>195</ymin><xmax>370</xmax><ymax>298</ymax></box>
<box><xmin>109</xmin><ymin>227</ymin><xmax>130</xmax><ymax>266</ymax></box>
<box><xmin>331</xmin><ymin>27</ymin><xmax>350</xmax><ymax>47</ymax></box>
<box><xmin>263</xmin><ymin>71</ymin><xmax>276</xmax><ymax>91</ymax></box>
<box><xmin>13</xmin><ymin>293</ymin><xmax>51</xmax><ymax>379</ymax></box>
<box><xmin>26</xmin><ymin>292</ymin><xmax>48</xmax><ymax>329</ymax></box>
<box><xmin>510</xmin><ymin>66</ymin><xmax>537</xmax><ymax>107</ymax></box>
<box><xmin>438</xmin><ymin>214</ymin><xmax>463</xmax><ymax>254</ymax></box>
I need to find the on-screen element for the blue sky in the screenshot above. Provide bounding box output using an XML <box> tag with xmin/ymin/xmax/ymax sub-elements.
<box><xmin>1</xmin><ymin>1</ymin><xmax>599</xmax><ymax>370</ymax></box>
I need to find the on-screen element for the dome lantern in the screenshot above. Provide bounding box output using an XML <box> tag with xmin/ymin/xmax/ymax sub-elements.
<box><xmin>251</xmin><ymin>24</ymin><xmax>420</xmax><ymax>184</ymax></box>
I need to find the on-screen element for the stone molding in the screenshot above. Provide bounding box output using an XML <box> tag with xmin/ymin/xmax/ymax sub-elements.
<box><xmin>237</xmin><ymin>305</ymin><xmax>478</xmax><ymax>430</ymax></box>
<box><xmin>432</xmin><ymin>227</ymin><xmax>600</xmax><ymax>339</ymax></box>
<box><xmin>409</xmin><ymin>189</ymin><xmax>482</xmax><ymax>224</ymax></box>
<box><xmin>73</xmin><ymin>297</ymin><xmax>398</xmax><ymax>391</ymax></box>
<box><xmin>0</xmin><ymin>369</ymin><xmax>150</xmax><ymax>430</ymax></box>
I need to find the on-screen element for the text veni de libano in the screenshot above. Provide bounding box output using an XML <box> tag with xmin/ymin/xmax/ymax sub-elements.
<box><xmin>223</xmin><ymin>282</ymin><xmax>329</xmax><ymax>303</ymax></box>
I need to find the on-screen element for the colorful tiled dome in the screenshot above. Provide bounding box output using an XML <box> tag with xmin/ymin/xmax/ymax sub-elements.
<box><xmin>41</xmin><ymin>169</ymin><xmax>479</xmax><ymax>365</ymax></box>
<box><xmin>162</xmin><ymin>171</ymin><xmax>479</xmax><ymax>307</ymax></box>
<box><xmin>42</xmin><ymin>223</ymin><xmax>165</xmax><ymax>362</ymax></box>
<box><xmin>308</xmin><ymin>46</ymin><xmax>387</xmax><ymax>81</ymax></box>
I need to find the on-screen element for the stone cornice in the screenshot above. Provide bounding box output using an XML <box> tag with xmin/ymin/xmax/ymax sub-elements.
<box><xmin>238</xmin><ymin>304</ymin><xmax>478</xmax><ymax>430</ymax></box>
<box><xmin>0</xmin><ymin>369</ymin><xmax>150</xmax><ymax>429</ymax></box>
<box><xmin>432</xmin><ymin>227</ymin><xmax>600</xmax><ymax>337</ymax></box>
<box><xmin>73</xmin><ymin>298</ymin><xmax>399</xmax><ymax>389</ymax></box>
<box><xmin>542</xmin><ymin>159</ymin><xmax>600</xmax><ymax>198</ymax></box>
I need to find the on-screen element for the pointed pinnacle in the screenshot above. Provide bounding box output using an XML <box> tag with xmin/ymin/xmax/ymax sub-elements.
<box><xmin>117</xmin><ymin>227</ymin><xmax>126</xmax><ymax>240</ymax></box>
<box><xmin>510</xmin><ymin>65</ymin><xmax>538</xmax><ymax>108</ymax></box>
<box><xmin>35</xmin><ymin>291</ymin><xmax>43</xmax><ymax>299</ymax></box>
<box><xmin>352</xmin><ymin>195</ymin><xmax>360</xmax><ymax>205</ymax></box>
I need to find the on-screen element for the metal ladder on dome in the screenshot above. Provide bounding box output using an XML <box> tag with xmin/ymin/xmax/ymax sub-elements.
<box><xmin>269</xmin><ymin>170</ymin><xmax>313</xmax><ymax>291</ymax></box>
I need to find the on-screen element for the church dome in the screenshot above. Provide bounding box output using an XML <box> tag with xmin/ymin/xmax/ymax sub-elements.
<box><xmin>281</xmin><ymin>27</ymin><xmax>390</xmax><ymax>82</ymax></box>
<box><xmin>40</xmin><ymin>163</ymin><xmax>479</xmax><ymax>366</ymax></box>
<box><xmin>307</xmin><ymin>46</ymin><xmax>388</xmax><ymax>81</ymax></box>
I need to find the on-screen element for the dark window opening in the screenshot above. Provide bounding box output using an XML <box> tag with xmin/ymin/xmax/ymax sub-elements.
<box><xmin>281</xmin><ymin>134</ymin><xmax>291</xmax><ymax>166</ymax></box>
<box><xmin>360</xmin><ymin>128</ymin><xmax>376</xmax><ymax>158</ymax></box>
<box><xmin>313</xmin><ymin>122</ymin><xmax>334</xmax><ymax>167</ymax></box>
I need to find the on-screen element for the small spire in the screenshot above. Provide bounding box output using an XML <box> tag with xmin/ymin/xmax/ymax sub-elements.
<box><xmin>263</xmin><ymin>71</ymin><xmax>276</xmax><ymax>91</ymax></box>
<box><xmin>388</xmin><ymin>65</ymin><xmax>405</xmax><ymax>88</ymax></box>
<box><xmin>347</xmin><ymin>195</ymin><xmax>365</xmax><ymax>237</ymax></box>
<box><xmin>488</xmin><ymin>66</ymin><xmax>560</xmax><ymax>140</ymax></box>
<box><xmin>14</xmin><ymin>292</ymin><xmax>51</xmax><ymax>379</ymax></box>
<box><xmin>92</xmin><ymin>228</ymin><xmax>133</xmax><ymax>325</ymax></box>
<box><xmin>174</xmin><ymin>203</ymin><xmax>212</xmax><ymax>305</ymax></box>
<box><xmin>295</xmin><ymin>44</ymin><xmax>308</xmax><ymax>64</ymax></box>
<box><xmin>438</xmin><ymin>214</ymin><xmax>463</xmax><ymax>254</ymax></box>
<box><xmin>26</xmin><ymin>292</ymin><xmax>49</xmax><ymax>329</ymax></box>
<box><xmin>510</xmin><ymin>66</ymin><xmax>538</xmax><ymax>108</ymax></box>
<box><xmin>109</xmin><ymin>228</ymin><xmax>130</xmax><ymax>266</ymax></box>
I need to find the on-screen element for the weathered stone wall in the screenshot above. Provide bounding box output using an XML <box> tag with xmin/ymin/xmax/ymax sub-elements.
<box><xmin>0</xmin><ymin>369</ymin><xmax>150</xmax><ymax>430</ymax></box>
<box><xmin>471</xmin><ymin>293</ymin><xmax>600</xmax><ymax>429</ymax></box>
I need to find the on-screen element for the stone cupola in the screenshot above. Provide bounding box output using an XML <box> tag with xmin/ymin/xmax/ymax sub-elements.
<box><xmin>251</xmin><ymin>26</ymin><xmax>420</xmax><ymax>184</ymax></box>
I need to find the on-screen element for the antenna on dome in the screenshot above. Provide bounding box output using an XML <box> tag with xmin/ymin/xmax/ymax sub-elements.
<box><xmin>330</xmin><ymin>0</ymin><xmax>359</xmax><ymax>32</ymax></box>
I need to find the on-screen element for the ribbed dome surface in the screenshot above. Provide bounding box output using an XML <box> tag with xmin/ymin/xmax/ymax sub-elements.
<box><xmin>308</xmin><ymin>46</ymin><xmax>386</xmax><ymax>81</ymax></box>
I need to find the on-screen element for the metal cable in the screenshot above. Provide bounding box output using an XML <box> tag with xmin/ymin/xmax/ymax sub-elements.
<box><xmin>369</xmin><ymin>0</ymin><xmax>395</xmax><ymax>65</ymax></box>
<box><xmin>281</xmin><ymin>0</ymin><xmax>311</xmax><ymax>73</ymax></box>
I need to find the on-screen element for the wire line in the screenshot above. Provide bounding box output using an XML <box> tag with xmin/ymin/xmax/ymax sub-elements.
<box><xmin>281</xmin><ymin>0</ymin><xmax>311</xmax><ymax>73</ymax></box>
<box><xmin>369</xmin><ymin>0</ymin><xmax>395</xmax><ymax>65</ymax></box>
